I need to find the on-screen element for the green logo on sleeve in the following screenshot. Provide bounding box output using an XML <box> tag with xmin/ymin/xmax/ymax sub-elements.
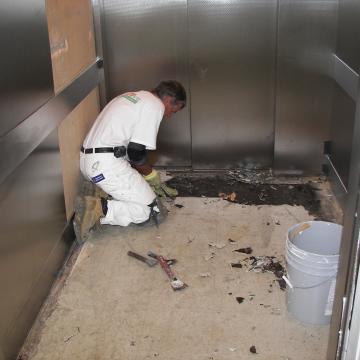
<box><xmin>121</xmin><ymin>93</ymin><xmax>141</xmax><ymax>104</ymax></box>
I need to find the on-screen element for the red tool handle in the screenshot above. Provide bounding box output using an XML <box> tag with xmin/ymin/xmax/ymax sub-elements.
<box><xmin>157</xmin><ymin>255</ymin><xmax>176</xmax><ymax>280</ymax></box>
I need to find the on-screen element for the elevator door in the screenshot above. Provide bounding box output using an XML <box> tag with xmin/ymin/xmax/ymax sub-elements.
<box><xmin>102</xmin><ymin>0</ymin><xmax>277</xmax><ymax>169</ymax></box>
<box><xmin>189</xmin><ymin>0</ymin><xmax>277</xmax><ymax>169</ymax></box>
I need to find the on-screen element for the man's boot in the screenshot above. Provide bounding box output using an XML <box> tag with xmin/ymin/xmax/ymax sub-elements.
<box><xmin>74</xmin><ymin>196</ymin><xmax>106</xmax><ymax>243</ymax></box>
<box><xmin>94</xmin><ymin>185</ymin><xmax>111</xmax><ymax>200</ymax></box>
<box><xmin>81</xmin><ymin>179</ymin><xmax>110</xmax><ymax>199</ymax></box>
<box><xmin>151</xmin><ymin>197</ymin><xmax>168</xmax><ymax>225</ymax></box>
<box><xmin>137</xmin><ymin>197</ymin><xmax>168</xmax><ymax>228</ymax></box>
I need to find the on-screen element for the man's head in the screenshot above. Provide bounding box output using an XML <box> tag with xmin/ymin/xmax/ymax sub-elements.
<box><xmin>152</xmin><ymin>80</ymin><xmax>186</xmax><ymax>118</ymax></box>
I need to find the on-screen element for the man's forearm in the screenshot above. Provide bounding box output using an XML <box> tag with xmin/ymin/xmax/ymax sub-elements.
<box><xmin>133</xmin><ymin>163</ymin><xmax>152</xmax><ymax>176</ymax></box>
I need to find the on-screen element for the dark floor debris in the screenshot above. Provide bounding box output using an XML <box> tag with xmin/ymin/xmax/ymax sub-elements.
<box><xmin>228</xmin><ymin>238</ymin><xmax>236</xmax><ymax>244</ymax></box>
<box><xmin>230</xmin><ymin>262</ymin><xmax>243</xmax><ymax>268</ymax></box>
<box><xmin>231</xmin><ymin>255</ymin><xmax>286</xmax><ymax>291</ymax></box>
<box><xmin>234</xmin><ymin>247</ymin><xmax>253</xmax><ymax>254</ymax></box>
<box><xmin>250</xmin><ymin>345</ymin><xmax>257</xmax><ymax>354</ymax></box>
<box><xmin>277</xmin><ymin>278</ymin><xmax>286</xmax><ymax>290</ymax></box>
<box><xmin>248</xmin><ymin>256</ymin><xmax>284</xmax><ymax>275</ymax></box>
<box><xmin>166</xmin><ymin>173</ymin><xmax>323</xmax><ymax>217</ymax></box>
<box><xmin>63</xmin><ymin>334</ymin><xmax>76</xmax><ymax>343</ymax></box>
<box><xmin>248</xmin><ymin>256</ymin><xmax>286</xmax><ymax>290</ymax></box>
<box><xmin>227</xmin><ymin>169</ymin><xmax>273</xmax><ymax>184</ymax></box>
<box><xmin>236</xmin><ymin>297</ymin><xmax>245</xmax><ymax>304</ymax></box>
<box><xmin>174</xmin><ymin>204</ymin><xmax>184</xmax><ymax>208</ymax></box>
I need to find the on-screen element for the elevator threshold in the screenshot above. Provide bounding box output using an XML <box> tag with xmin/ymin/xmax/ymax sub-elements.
<box><xmin>20</xmin><ymin>174</ymin><xmax>341</xmax><ymax>360</ymax></box>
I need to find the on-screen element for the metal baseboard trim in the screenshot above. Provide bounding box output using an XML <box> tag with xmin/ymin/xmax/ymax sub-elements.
<box><xmin>0</xmin><ymin>59</ymin><xmax>102</xmax><ymax>186</ymax></box>
<box><xmin>333</xmin><ymin>54</ymin><xmax>359</xmax><ymax>102</ymax></box>
<box><xmin>324</xmin><ymin>154</ymin><xmax>348</xmax><ymax>208</ymax></box>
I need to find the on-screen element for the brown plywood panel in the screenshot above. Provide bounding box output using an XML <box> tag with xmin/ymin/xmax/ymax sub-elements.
<box><xmin>58</xmin><ymin>89</ymin><xmax>99</xmax><ymax>219</ymax></box>
<box><xmin>46</xmin><ymin>0</ymin><xmax>97</xmax><ymax>92</ymax></box>
<box><xmin>46</xmin><ymin>0</ymin><xmax>100</xmax><ymax>219</ymax></box>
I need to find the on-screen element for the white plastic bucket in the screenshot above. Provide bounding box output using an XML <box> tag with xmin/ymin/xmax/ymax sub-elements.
<box><xmin>285</xmin><ymin>221</ymin><xmax>342</xmax><ymax>325</ymax></box>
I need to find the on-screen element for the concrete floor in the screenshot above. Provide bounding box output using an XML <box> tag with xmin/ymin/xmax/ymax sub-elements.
<box><xmin>20</xmin><ymin>195</ymin><xmax>335</xmax><ymax>360</ymax></box>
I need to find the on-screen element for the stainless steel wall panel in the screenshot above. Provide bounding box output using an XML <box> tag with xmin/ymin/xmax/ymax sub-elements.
<box><xmin>102</xmin><ymin>0</ymin><xmax>191</xmax><ymax>166</ymax></box>
<box><xmin>4</xmin><ymin>233</ymin><xmax>69</xmax><ymax>359</ymax></box>
<box><xmin>91</xmin><ymin>0</ymin><xmax>107</xmax><ymax>108</ymax></box>
<box><xmin>336</xmin><ymin>0</ymin><xmax>360</xmax><ymax>74</ymax></box>
<box><xmin>0</xmin><ymin>60</ymin><xmax>101</xmax><ymax>186</ymax></box>
<box><xmin>327</xmin><ymin>0</ymin><xmax>360</xmax><ymax>197</ymax></box>
<box><xmin>189</xmin><ymin>0</ymin><xmax>277</xmax><ymax>169</ymax></box>
<box><xmin>330</xmin><ymin>84</ymin><xmax>356</xmax><ymax>189</ymax></box>
<box><xmin>328</xmin><ymin>85</ymin><xmax>360</xmax><ymax>359</ymax></box>
<box><xmin>0</xmin><ymin>0</ymin><xmax>53</xmax><ymax>137</ymax></box>
<box><xmin>327</xmin><ymin>1</ymin><xmax>360</xmax><ymax>354</ymax></box>
<box><xmin>333</xmin><ymin>54</ymin><xmax>359</xmax><ymax>102</ymax></box>
<box><xmin>0</xmin><ymin>57</ymin><xmax>100</xmax><ymax>360</ymax></box>
<box><xmin>274</xmin><ymin>0</ymin><xmax>338</xmax><ymax>174</ymax></box>
<box><xmin>0</xmin><ymin>130</ymin><xmax>69</xmax><ymax>359</ymax></box>
<box><xmin>324</xmin><ymin>154</ymin><xmax>348</xmax><ymax>208</ymax></box>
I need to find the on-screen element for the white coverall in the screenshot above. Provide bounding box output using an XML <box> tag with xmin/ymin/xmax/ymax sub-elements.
<box><xmin>80</xmin><ymin>91</ymin><xmax>164</xmax><ymax>226</ymax></box>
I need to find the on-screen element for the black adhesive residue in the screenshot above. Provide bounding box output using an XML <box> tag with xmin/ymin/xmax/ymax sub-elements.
<box><xmin>166</xmin><ymin>174</ymin><xmax>321</xmax><ymax>217</ymax></box>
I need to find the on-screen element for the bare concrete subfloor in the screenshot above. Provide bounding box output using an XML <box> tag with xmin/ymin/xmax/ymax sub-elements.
<box><xmin>23</xmin><ymin>198</ymin><xmax>331</xmax><ymax>360</ymax></box>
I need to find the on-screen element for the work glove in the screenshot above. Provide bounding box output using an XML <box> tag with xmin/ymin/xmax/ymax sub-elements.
<box><xmin>144</xmin><ymin>169</ymin><xmax>178</xmax><ymax>198</ymax></box>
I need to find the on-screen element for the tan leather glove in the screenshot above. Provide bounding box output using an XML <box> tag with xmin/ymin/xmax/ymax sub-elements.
<box><xmin>144</xmin><ymin>170</ymin><xmax>178</xmax><ymax>198</ymax></box>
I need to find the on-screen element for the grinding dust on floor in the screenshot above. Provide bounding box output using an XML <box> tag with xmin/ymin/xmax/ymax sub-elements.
<box><xmin>20</xmin><ymin>196</ymin><xmax>334</xmax><ymax>360</ymax></box>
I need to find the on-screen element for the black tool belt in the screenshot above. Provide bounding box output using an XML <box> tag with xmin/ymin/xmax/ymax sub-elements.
<box><xmin>81</xmin><ymin>146</ymin><xmax>126</xmax><ymax>158</ymax></box>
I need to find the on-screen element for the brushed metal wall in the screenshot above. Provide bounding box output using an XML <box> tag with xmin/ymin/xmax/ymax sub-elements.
<box><xmin>0</xmin><ymin>2</ymin><xmax>60</xmax><ymax>356</ymax></box>
<box><xmin>102</xmin><ymin>0</ymin><xmax>191</xmax><ymax>166</ymax></box>
<box><xmin>336</xmin><ymin>0</ymin><xmax>360</xmax><ymax>74</ymax></box>
<box><xmin>189</xmin><ymin>0</ymin><xmax>277</xmax><ymax>169</ymax></box>
<box><xmin>0</xmin><ymin>61</ymin><xmax>101</xmax><ymax>186</ymax></box>
<box><xmin>327</xmin><ymin>87</ymin><xmax>360</xmax><ymax>359</ymax></box>
<box><xmin>0</xmin><ymin>5</ymin><xmax>101</xmax><ymax>350</ymax></box>
<box><xmin>101</xmin><ymin>0</ymin><xmax>340</xmax><ymax>172</ymax></box>
<box><xmin>328</xmin><ymin>0</ymin><xmax>360</xmax><ymax>193</ymax></box>
<box><xmin>0</xmin><ymin>59</ymin><xmax>101</xmax><ymax>359</ymax></box>
<box><xmin>327</xmin><ymin>0</ymin><xmax>360</xmax><ymax>357</ymax></box>
<box><xmin>274</xmin><ymin>0</ymin><xmax>338</xmax><ymax>174</ymax></box>
<box><xmin>0</xmin><ymin>130</ymin><xmax>68</xmax><ymax>359</ymax></box>
<box><xmin>0</xmin><ymin>0</ymin><xmax>53</xmax><ymax>138</ymax></box>
<box><xmin>330</xmin><ymin>85</ymin><xmax>356</xmax><ymax>189</ymax></box>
